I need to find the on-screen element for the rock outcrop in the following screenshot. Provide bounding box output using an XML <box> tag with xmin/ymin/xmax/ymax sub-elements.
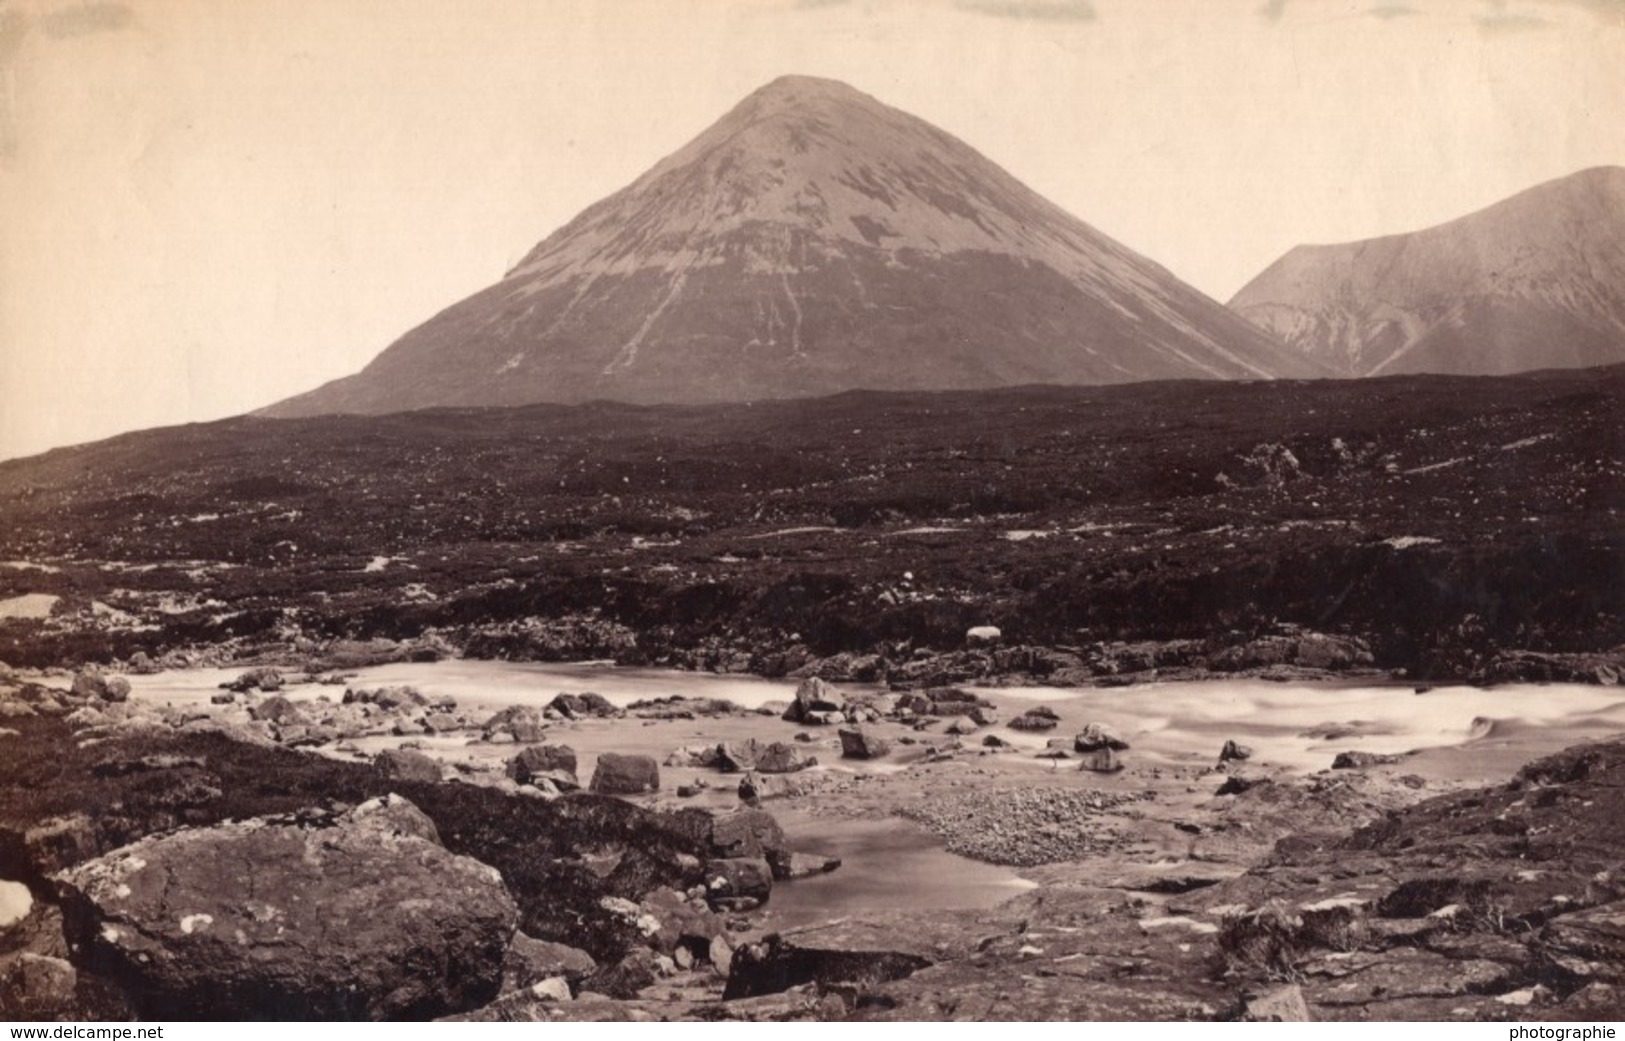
<box><xmin>1179</xmin><ymin>737</ymin><xmax>1625</xmax><ymax>1020</ymax></box>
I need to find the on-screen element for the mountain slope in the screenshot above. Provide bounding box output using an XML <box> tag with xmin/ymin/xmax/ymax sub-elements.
<box><xmin>265</xmin><ymin>76</ymin><xmax>1320</xmax><ymax>418</ymax></box>
<box><xmin>1229</xmin><ymin>167</ymin><xmax>1625</xmax><ymax>377</ymax></box>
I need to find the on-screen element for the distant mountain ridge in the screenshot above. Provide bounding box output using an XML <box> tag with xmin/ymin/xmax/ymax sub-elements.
<box><xmin>263</xmin><ymin>75</ymin><xmax>1322</xmax><ymax>418</ymax></box>
<box><xmin>1228</xmin><ymin>167</ymin><xmax>1625</xmax><ymax>377</ymax></box>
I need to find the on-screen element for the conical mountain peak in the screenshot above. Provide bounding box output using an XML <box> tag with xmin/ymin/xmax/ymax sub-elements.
<box><xmin>506</xmin><ymin>73</ymin><xmax>1075</xmax><ymax>283</ymax></box>
<box><xmin>264</xmin><ymin>78</ymin><xmax>1319</xmax><ymax>419</ymax></box>
<box><xmin>739</xmin><ymin>73</ymin><xmax>878</xmax><ymax>109</ymax></box>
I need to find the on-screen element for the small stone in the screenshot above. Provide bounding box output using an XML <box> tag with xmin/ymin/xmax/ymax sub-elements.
<box><xmin>1246</xmin><ymin>984</ymin><xmax>1311</xmax><ymax>1022</ymax></box>
<box><xmin>0</xmin><ymin>954</ymin><xmax>77</xmax><ymax>1019</ymax></box>
<box><xmin>709</xmin><ymin>935</ymin><xmax>734</xmax><ymax>976</ymax></box>
<box><xmin>529</xmin><ymin>976</ymin><xmax>573</xmax><ymax>1003</ymax></box>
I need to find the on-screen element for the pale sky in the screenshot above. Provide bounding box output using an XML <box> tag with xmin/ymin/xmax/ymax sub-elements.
<box><xmin>2</xmin><ymin>0</ymin><xmax>1621</xmax><ymax>460</ymax></box>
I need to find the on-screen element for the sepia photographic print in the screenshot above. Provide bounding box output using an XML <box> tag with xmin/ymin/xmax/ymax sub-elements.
<box><xmin>1</xmin><ymin>0</ymin><xmax>1622</xmax><ymax>1026</ymax></box>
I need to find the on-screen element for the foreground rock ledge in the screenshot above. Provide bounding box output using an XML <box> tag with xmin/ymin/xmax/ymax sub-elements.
<box><xmin>55</xmin><ymin>795</ymin><xmax>519</xmax><ymax>1020</ymax></box>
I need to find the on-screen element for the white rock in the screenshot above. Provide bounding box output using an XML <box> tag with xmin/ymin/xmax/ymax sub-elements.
<box><xmin>709</xmin><ymin>935</ymin><xmax>733</xmax><ymax>976</ymax></box>
<box><xmin>529</xmin><ymin>976</ymin><xmax>573</xmax><ymax>1002</ymax></box>
<box><xmin>0</xmin><ymin>880</ymin><xmax>32</xmax><ymax>930</ymax></box>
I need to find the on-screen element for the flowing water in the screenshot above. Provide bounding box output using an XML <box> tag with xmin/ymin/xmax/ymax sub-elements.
<box><xmin>122</xmin><ymin>661</ymin><xmax>1625</xmax><ymax>919</ymax></box>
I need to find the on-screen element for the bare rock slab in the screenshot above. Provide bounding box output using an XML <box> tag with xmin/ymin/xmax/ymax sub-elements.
<box><xmin>723</xmin><ymin>912</ymin><xmax>973</xmax><ymax>1000</ymax></box>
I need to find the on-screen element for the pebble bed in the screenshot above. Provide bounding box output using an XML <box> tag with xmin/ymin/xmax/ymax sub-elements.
<box><xmin>901</xmin><ymin>786</ymin><xmax>1150</xmax><ymax>867</ymax></box>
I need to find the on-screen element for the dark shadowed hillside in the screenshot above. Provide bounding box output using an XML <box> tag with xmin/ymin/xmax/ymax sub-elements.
<box><xmin>4</xmin><ymin>368</ymin><xmax>1620</xmax><ymax>680</ymax></box>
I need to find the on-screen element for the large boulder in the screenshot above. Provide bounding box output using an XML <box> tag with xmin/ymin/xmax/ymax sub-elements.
<box><xmin>838</xmin><ymin>728</ymin><xmax>892</xmax><ymax>760</ymax></box>
<box><xmin>70</xmin><ymin>672</ymin><xmax>108</xmax><ymax>699</ymax></box>
<box><xmin>225</xmin><ymin>667</ymin><xmax>284</xmax><ymax>693</ymax></box>
<box><xmin>247</xmin><ymin>695</ymin><xmax>308</xmax><ymax>728</ymax></box>
<box><xmin>589</xmin><ymin>753</ymin><xmax>660</xmax><ymax>795</ymax></box>
<box><xmin>55</xmin><ymin>795</ymin><xmax>518</xmax><ymax>1020</ymax></box>
<box><xmin>896</xmin><ymin>687</ymin><xmax>993</xmax><ymax>717</ymax></box>
<box><xmin>500</xmin><ymin>934</ymin><xmax>598</xmax><ymax>994</ymax></box>
<box><xmin>782</xmin><ymin>677</ymin><xmax>843</xmax><ymax>724</ymax></box>
<box><xmin>707</xmin><ymin>808</ymin><xmax>788</xmax><ymax>862</ymax></box>
<box><xmin>580</xmin><ymin>948</ymin><xmax>658</xmax><ymax>999</ymax></box>
<box><xmin>373</xmin><ymin>748</ymin><xmax>443</xmax><ymax>784</ymax></box>
<box><xmin>1009</xmin><ymin>706</ymin><xmax>1060</xmax><ymax>732</ymax></box>
<box><xmin>755</xmin><ymin>741</ymin><xmax>816</xmax><ymax>774</ymax></box>
<box><xmin>1074</xmin><ymin>722</ymin><xmax>1129</xmax><ymax>752</ymax></box>
<box><xmin>714</xmin><ymin>740</ymin><xmax>759</xmax><ymax>773</ymax></box>
<box><xmin>346</xmin><ymin>685</ymin><xmax>428</xmax><ymax>710</ymax></box>
<box><xmin>507</xmin><ymin>745</ymin><xmax>580</xmax><ymax>788</ymax></box>
<box><xmin>481</xmin><ymin>705</ymin><xmax>546</xmax><ymax>744</ymax></box>
<box><xmin>547</xmin><ymin>692</ymin><xmax>618</xmax><ymax>719</ymax></box>
<box><xmin>704</xmin><ymin>857</ymin><xmax>774</xmax><ymax>909</ymax></box>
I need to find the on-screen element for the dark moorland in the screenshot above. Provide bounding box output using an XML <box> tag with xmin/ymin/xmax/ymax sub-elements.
<box><xmin>2</xmin><ymin>366</ymin><xmax>1620</xmax><ymax>683</ymax></box>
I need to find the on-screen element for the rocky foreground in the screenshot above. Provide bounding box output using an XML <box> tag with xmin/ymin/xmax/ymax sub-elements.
<box><xmin>1</xmin><ymin>663</ymin><xmax>1622</xmax><ymax>1022</ymax></box>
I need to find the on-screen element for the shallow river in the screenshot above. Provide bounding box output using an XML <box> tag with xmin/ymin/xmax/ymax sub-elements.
<box><xmin>127</xmin><ymin>659</ymin><xmax>1625</xmax><ymax>773</ymax></box>
<box><xmin>124</xmin><ymin>661</ymin><xmax>1625</xmax><ymax>921</ymax></box>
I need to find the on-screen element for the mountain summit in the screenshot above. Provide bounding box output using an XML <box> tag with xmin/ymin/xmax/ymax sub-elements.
<box><xmin>1229</xmin><ymin>167</ymin><xmax>1625</xmax><ymax>377</ymax></box>
<box><xmin>265</xmin><ymin>76</ymin><xmax>1320</xmax><ymax>417</ymax></box>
